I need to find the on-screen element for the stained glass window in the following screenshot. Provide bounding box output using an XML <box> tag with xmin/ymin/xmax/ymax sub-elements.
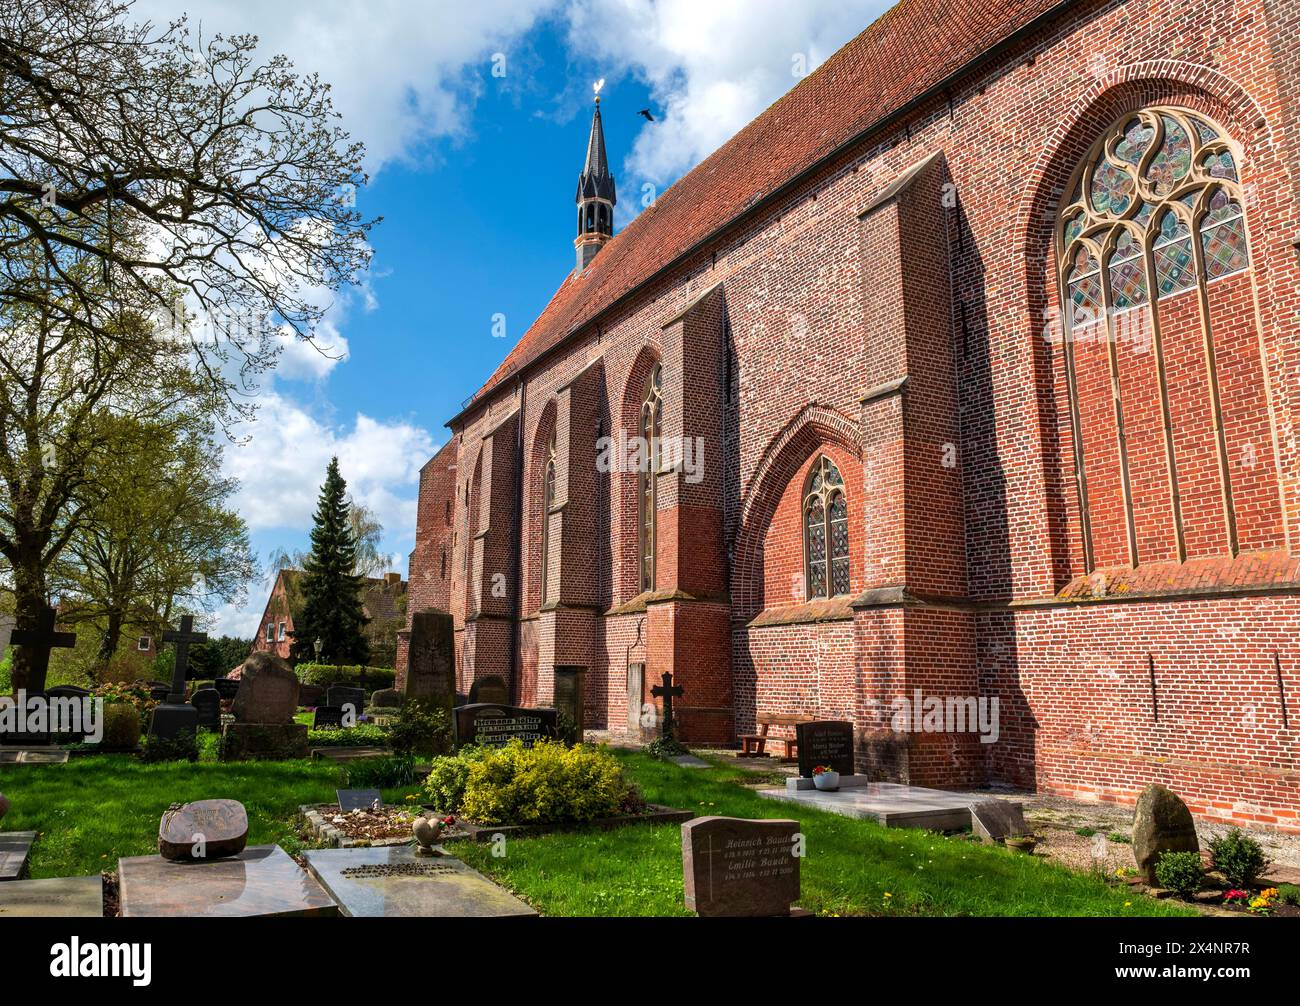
<box><xmin>639</xmin><ymin>364</ymin><xmax>662</xmax><ymax>593</ymax></box>
<box><xmin>541</xmin><ymin>434</ymin><xmax>556</xmax><ymax>604</ymax></box>
<box><xmin>1108</xmin><ymin>230</ymin><xmax>1147</xmax><ymax>310</ymax></box>
<box><xmin>1059</xmin><ymin>108</ymin><xmax>1252</xmax><ymax>323</ymax></box>
<box><xmin>803</xmin><ymin>456</ymin><xmax>851</xmax><ymax>600</ymax></box>
<box><xmin>1068</xmin><ymin>248</ymin><xmax>1103</xmax><ymax>328</ymax></box>
<box><xmin>1200</xmin><ymin>188</ymin><xmax>1249</xmax><ymax>280</ymax></box>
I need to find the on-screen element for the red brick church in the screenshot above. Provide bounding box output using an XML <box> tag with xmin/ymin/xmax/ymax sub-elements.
<box><xmin>400</xmin><ymin>0</ymin><xmax>1300</xmax><ymax>831</ymax></box>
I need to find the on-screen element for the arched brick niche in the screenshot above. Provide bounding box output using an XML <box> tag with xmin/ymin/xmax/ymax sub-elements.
<box><xmin>733</xmin><ymin>405</ymin><xmax>863</xmax><ymax>619</ymax></box>
<box><xmin>1017</xmin><ymin>69</ymin><xmax>1288</xmax><ymax>586</ymax></box>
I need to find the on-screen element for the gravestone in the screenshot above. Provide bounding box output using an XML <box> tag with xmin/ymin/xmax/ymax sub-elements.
<box><xmin>1132</xmin><ymin>783</ymin><xmax>1200</xmax><ymax>884</ymax></box>
<box><xmin>370</xmin><ymin>688</ymin><xmax>403</xmax><ymax>709</ymax></box>
<box><xmin>221</xmin><ymin>652</ymin><xmax>308</xmax><ymax>761</ymax></box>
<box><xmin>406</xmin><ymin>609</ymin><xmax>455</xmax><ymax>722</ymax></box>
<box><xmin>119</xmin><ymin>845</ymin><xmax>339</xmax><ymax>917</ymax></box>
<box><xmin>970</xmin><ymin>800</ymin><xmax>1031</xmax><ymax>844</ymax></box>
<box><xmin>337</xmin><ymin>789</ymin><xmax>382</xmax><ymax>813</ymax></box>
<box><xmin>313</xmin><ymin>706</ymin><xmax>345</xmax><ymax>730</ymax></box>
<box><xmin>553</xmin><ymin>667</ymin><xmax>586</xmax><ymax>739</ymax></box>
<box><xmin>149</xmin><ymin>615</ymin><xmax>206</xmax><ymax>741</ymax></box>
<box><xmin>9</xmin><ymin>604</ymin><xmax>76</xmax><ymax>695</ymax></box>
<box><xmin>650</xmin><ymin>672</ymin><xmax>684</xmax><ymax>737</ymax></box>
<box><xmin>0</xmin><ymin>832</ymin><xmax>37</xmax><ymax>881</ymax></box>
<box><xmin>0</xmin><ymin>875</ymin><xmax>103</xmax><ymax>917</ymax></box>
<box><xmin>148</xmin><ymin>682</ymin><xmax>172</xmax><ymax>702</ymax></box>
<box><xmin>796</xmin><ymin>720</ymin><xmax>855</xmax><ymax>778</ymax></box>
<box><xmin>190</xmin><ymin>688</ymin><xmax>222</xmax><ymax>730</ymax></box>
<box><xmin>468</xmin><ymin>675</ymin><xmax>509</xmax><ymax>705</ymax></box>
<box><xmin>212</xmin><ymin>678</ymin><xmax>240</xmax><ymax>701</ymax></box>
<box><xmin>45</xmin><ymin>685</ymin><xmax>91</xmax><ymax>699</ymax></box>
<box><xmin>302</xmin><ymin>846</ymin><xmax>537</xmax><ymax>917</ymax></box>
<box><xmin>158</xmin><ymin>799</ymin><xmax>249</xmax><ymax>861</ymax></box>
<box><xmin>681</xmin><ymin>816</ymin><xmax>802</xmax><ymax>917</ymax></box>
<box><xmin>326</xmin><ymin>684</ymin><xmax>365</xmax><ymax>714</ymax></box>
<box><xmin>453</xmin><ymin>703</ymin><xmax>559</xmax><ymax>749</ymax></box>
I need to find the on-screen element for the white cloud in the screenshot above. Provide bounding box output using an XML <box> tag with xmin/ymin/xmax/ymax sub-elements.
<box><xmin>129</xmin><ymin>0</ymin><xmax>562</xmax><ymax>171</ymax></box>
<box><xmin>225</xmin><ymin>393</ymin><xmax>436</xmax><ymax>535</ymax></box>
<box><xmin>565</xmin><ymin>0</ymin><xmax>891</xmax><ymax>212</ymax></box>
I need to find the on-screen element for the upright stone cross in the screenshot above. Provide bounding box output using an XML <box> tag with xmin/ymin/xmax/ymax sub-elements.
<box><xmin>10</xmin><ymin>604</ymin><xmax>76</xmax><ymax>693</ymax></box>
<box><xmin>162</xmin><ymin>615</ymin><xmax>207</xmax><ymax>703</ymax></box>
<box><xmin>650</xmin><ymin>672</ymin><xmax>684</xmax><ymax>738</ymax></box>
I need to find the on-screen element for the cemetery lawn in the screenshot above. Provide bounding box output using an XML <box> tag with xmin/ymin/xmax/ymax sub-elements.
<box><xmin>452</xmin><ymin>753</ymin><xmax>1195</xmax><ymax>917</ymax></box>
<box><xmin>1</xmin><ymin>751</ymin><xmax>1195</xmax><ymax>916</ymax></box>
<box><xmin>0</xmin><ymin>754</ymin><xmax>377</xmax><ymax>879</ymax></box>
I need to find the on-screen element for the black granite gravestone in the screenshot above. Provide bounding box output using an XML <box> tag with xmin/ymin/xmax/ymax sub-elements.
<box><xmin>326</xmin><ymin>684</ymin><xmax>365</xmax><ymax>713</ymax></box>
<box><xmin>149</xmin><ymin>616</ymin><xmax>207</xmax><ymax>740</ymax></box>
<box><xmin>313</xmin><ymin>706</ymin><xmax>345</xmax><ymax>730</ymax></box>
<box><xmin>452</xmin><ymin>703</ymin><xmax>558</xmax><ymax>749</ymax></box>
<box><xmin>337</xmin><ymin>789</ymin><xmax>383</xmax><ymax>813</ymax></box>
<box><xmin>796</xmin><ymin>720</ymin><xmax>855</xmax><ymax>778</ymax></box>
<box><xmin>189</xmin><ymin>688</ymin><xmax>222</xmax><ymax>729</ymax></box>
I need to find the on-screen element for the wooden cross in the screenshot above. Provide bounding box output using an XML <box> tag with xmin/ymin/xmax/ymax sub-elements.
<box><xmin>650</xmin><ymin>672</ymin><xmax>684</xmax><ymax>737</ymax></box>
<box><xmin>162</xmin><ymin>615</ymin><xmax>207</xmax><ymax>703</ymax></box>
<box><xmin>10</xmin><ymin>604</ymin><xmax>76</xmax><ymax>693</ymax></box>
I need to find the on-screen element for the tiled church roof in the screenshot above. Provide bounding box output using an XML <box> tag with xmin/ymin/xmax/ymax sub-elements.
<box><xmin>456</xmin><ymin>0</ymin><xmax>1069</xmax><ymax>418</ymax></box>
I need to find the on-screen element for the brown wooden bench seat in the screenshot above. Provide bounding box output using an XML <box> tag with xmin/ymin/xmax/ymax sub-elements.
<box><xmin>739</xmin><ymin>713</ymin><xmax>813</xmax><ymax>760</ymax></box>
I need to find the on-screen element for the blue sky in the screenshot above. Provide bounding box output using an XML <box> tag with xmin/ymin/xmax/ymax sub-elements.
<box><xmin>131</xmin><ymin>0</ymin><xmax>892</xmax><ymax>635</ymax></box>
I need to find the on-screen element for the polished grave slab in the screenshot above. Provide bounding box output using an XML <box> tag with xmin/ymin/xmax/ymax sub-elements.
<box><xmin>118</xmin><ymin>844</ymin><xmax>340</xmax><ymax>917</ymax></box>
<box><xmin>303</xmin><ymin>845</ymin><xmax>537</xmax><ymax>917</ymax></box>
<box><xmin>757</xmin><ymin>778</ymin><xmax>1019</xmax><ymax>831</ymax></box>
<box><xmin>0</xmin><ymin>832</ymin><xmax>36</xmax><ymax>880</ymax></box>
<box><xmin>0</xmin><ymin>875</ymin><xmax>102</xmax><ymax>916</ymax></box>
<box><xmin>0</xmin><ymin>748</ymin><xmax>70</xmax><ymax>764</ymax></box>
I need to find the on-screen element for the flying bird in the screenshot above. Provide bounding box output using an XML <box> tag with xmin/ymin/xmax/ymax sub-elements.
<box><xmin>638</xmin><ymin>108</ymin><xmax>655</xmax><ymax>122</ymax></box>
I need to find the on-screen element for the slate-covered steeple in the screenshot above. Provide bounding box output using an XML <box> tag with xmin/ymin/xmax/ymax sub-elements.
<box><xmin>575</xmin><ymin>95</ymin><xmax>616</xmax><ymax>272</ymax></box>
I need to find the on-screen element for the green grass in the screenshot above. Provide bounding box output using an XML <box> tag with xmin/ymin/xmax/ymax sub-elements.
<box><xmin>0</xmin><ymin>750</ymin><xmax>1192</xmax><ymax>916</ymax></box>
<box><xmin>452</xmin><ymin>753</ymin><xmax>1192</xmax><ymax>917</ymax></box>
<box><xmin>0</xmin><ymin>754</ymin><xmax>415</xmax><ymax>878</ymax></box>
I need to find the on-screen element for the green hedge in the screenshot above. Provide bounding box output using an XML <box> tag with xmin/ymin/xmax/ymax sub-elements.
<box><xmin>306</xmin><ymin>723</ymin><xmax>391</xmax><ymax>748</ymax></box>
<box><xmin>294</xmin><ymin>663</ymin><xmax>396</xmax><ymax>688</ymax></box>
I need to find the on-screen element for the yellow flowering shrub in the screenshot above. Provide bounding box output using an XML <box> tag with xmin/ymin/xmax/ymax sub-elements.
<box><xmin>459</xmin><ymin>739</ymin><xmax>639</xmax><ymax>825</ymax></box>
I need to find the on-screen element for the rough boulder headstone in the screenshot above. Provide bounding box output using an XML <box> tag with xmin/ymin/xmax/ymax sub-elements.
<box><xmin>159</xmin><ymin>799</ymin><xmax>249</xmax><ymax>861</ymax></box>
<box><xmin>1132</xmin><ymin>783</ymin><xmax>1200</xmax><ymax>884</ymax></box>
<box><xmin>221</xmin><ymin>652</ymin><xmax>309</xmax><ymax>761</ymax></box>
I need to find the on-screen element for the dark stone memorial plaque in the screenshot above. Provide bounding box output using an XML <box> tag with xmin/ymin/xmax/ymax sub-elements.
<box><xmin>337</xmin><ymin>789</ymin><xmax>382</xmax><ymax>813</ymax></box>
<box><xmin>468</xmin><ymin>675</ymin><xmax>509</xmax><ymax>705</ymax></box>
<box><xmin>213</xmin><ymin>678</ymin><xmax>240</xmax><ymax>701</ymax></box>
<box><xmin>681</xmin><ymin>816</ymin><xmax>801</xmax><ymax>917</ymax></box>
<box><xmin>313</xmin><ymin>705</ymin><xmax>345</xmax><ymax>730</ymax></box>
<box><xmin>326</xmin><ymin>684</ymin><xmax>365</xmax><ymax>713</ymax></box>
<box><xmin>406</xmin><ymin>610</ymin><xmax>455</xmax><ymax>710</ymax></box>
<box><xmin>159</xmin><ymin>799</ymin><xmax>249</xmax><ymax>861</ymax></box>
<box><xmin>554</xmin><ymin>666</ymin><xmax>586</xmax><ymax>738</ymax></box>
<box><xmin>796</xmin><ymin>720</ymin><xmax>855</xmax><ymax>778</ymax></box>
<box><xmin>453</xmin><ymin>703</ymin><xmax>558</xmax><ymax>749</ymax></box>
<box><xmin>190</xmin><ymin>688</ymin><xmax>222</xmax><ymax>729</ymax></box>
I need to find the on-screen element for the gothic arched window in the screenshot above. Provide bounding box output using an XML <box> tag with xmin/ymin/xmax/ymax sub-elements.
<box><xmin>1058</xmin><ymin>109</ymin><xmax>1249</xmax><ymax>332</ymax></box>
<box><xmin>540</xmin><ymin>433</ymin><xmax>556</xmax><ymax>604</ymax></box>
<box><xmin>803</xmin><ymin>456</ymin><xmax>850</xmax><ymax>599</ymax></box>
<box><xmin>639</xmin><ymin>363</ymin><xmax>662</xmax><ymax>593</ymax></box>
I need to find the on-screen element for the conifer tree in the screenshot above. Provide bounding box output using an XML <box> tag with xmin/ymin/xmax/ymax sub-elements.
<box><xmin>290</xmin><ymin>458</ymin><xmax>370</xmax><ymax>665</ymax></box>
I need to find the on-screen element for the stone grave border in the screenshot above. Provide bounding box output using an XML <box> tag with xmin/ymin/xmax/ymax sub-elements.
<box><xmin>299</xmin><ymin>805</ymin><xmax>413</xmax><ymax>849</ymax></box>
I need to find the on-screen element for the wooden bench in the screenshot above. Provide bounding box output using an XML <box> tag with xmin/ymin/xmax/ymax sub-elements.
<box><xmin>739</xmin><ymin>714</ymin><xmax>813</xmax><ymax>760</ymax></box>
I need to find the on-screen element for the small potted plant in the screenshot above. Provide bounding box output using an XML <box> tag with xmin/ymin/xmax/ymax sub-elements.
<box><xmin>812</xmin><ymin>764</ymin><xmax>840</xmax><ymax>791</ymax></box>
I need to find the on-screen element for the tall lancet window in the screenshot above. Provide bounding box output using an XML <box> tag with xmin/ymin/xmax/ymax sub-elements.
<box><xmin>1058</xmin><ymin>109</ymin><xmax>1249</xmax><ymax>329</ymax></box>
<box><xmin>540</xmin><ymin>433</ymin><xmax>557</xmax><ymax>605</ymax></box>
<box><xmin>804</xmin><ymin>456</ymin><xmax>850</xmax><ymax>599</ymax></box>
<box><xmin>639</xmin><ymin>363</ymin><xmax>662</xmax><ymax>593</ymax></box>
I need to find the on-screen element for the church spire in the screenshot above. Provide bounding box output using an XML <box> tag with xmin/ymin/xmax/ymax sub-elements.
<box><xmin>575</xmin><ymin>89</ymin><xmax>616</xmax><ymax>272</ymax></box>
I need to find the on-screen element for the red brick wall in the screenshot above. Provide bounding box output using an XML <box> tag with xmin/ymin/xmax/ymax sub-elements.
<box><xmin>416</xmin><ymin>0</ymin><xmax>1300</xmax><ymax>828</ymax></box>
<box><xmin>395</xmin><ymin>440</ymin><xmax>457</xmax><ymax>688</ymax></box>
